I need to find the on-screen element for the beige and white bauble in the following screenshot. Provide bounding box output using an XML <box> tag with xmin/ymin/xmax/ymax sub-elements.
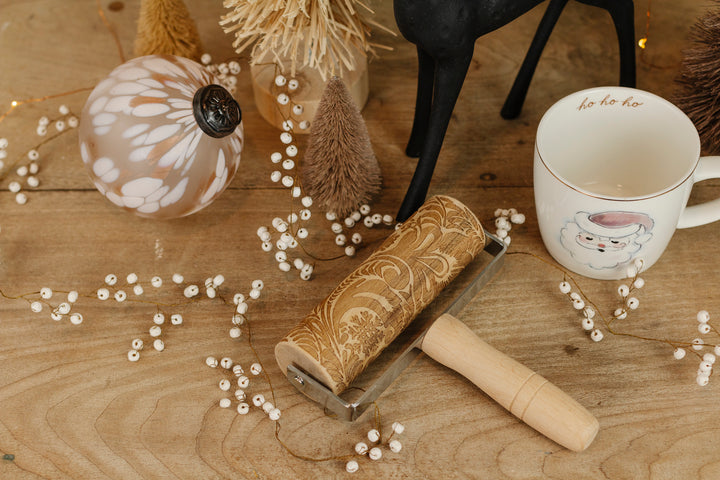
<box><xmin>79</xmin><ymin>55</ymin><xmax>244</xmax><ymax>219</ymax></box>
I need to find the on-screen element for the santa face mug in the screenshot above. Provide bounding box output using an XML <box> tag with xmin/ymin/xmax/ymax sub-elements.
<box><xmin>534</xmin><ymin>86</ymin><xmax>720</xmax><ymax>280</ymax></box>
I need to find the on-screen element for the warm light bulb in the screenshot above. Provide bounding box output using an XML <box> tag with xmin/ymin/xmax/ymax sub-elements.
<box><xmin>638</xmin><ymin>37</ymin><xmax>647</xmax><ymax>49</ymax></box>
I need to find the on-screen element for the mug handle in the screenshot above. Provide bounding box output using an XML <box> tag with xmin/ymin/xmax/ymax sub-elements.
<box><xmin>677</xmin><ymin>156</ymin><xmax>720</xmax><ymax>229</ymax></box>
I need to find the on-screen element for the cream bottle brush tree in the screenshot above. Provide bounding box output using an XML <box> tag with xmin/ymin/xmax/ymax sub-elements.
<box><xmin>220</xmin><ymin>0</ymin><xmax>388</xmax><ymax>81</ymax></box>
<box><xmin>134</xmin><ymin>0</ymin><xmax>203</xmax><ymax>61</ymax></box>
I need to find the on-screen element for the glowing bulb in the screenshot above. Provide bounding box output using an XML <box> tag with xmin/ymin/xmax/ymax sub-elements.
<box><xmin>638</xmin><ymin>37</ymin><xmax>647</xmax><ymax>49</ymax></box>
<box><xmin>10</xmin><ymin>101</ymin><xmax>17</xmax><ymax>107</ymax></box>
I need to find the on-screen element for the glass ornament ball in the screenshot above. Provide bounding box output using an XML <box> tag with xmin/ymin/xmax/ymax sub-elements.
<box><xmin>78</xmin><ymin>55</ymin><xmax>244</xmax><ymax>219</ymax></box>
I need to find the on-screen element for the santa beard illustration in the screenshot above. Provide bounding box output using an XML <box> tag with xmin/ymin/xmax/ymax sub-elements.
<box><xmin>560</xmin><ymin>211</ymin><xmax>654</xmax><ymax>270</ymax></box>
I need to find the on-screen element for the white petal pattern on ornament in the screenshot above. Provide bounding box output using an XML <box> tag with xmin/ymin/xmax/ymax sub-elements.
<box><xmin>79</xmin><ymin>55</ymin><xmax>244</xmax><ymax>219</ymax></box>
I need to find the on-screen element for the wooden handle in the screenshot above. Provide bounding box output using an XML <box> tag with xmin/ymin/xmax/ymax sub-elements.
<box><xmin>421</xmin><ymin>314</ymin><xmax>599</xmax><ymax>452</ymax></box>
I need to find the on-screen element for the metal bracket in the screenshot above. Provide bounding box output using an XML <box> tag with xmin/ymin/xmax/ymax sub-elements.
<box><xmin>285</xmin><ymin>230</ymin><xmax>507</xmax><ymax>422</ymax></box>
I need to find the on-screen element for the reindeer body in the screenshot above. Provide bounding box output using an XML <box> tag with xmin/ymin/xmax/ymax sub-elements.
<box><xmin>393</xmin><ymin>0</ymin><xmax>635</xmax><ymax>221</ymax></box>
<box><xmin>395</xmin><ymin>1</ymin><xmax>541</xmax><ymax>50</ymax></box>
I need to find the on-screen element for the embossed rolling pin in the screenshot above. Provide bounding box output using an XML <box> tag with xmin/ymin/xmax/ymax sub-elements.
<box><xmin>275</xmin><ymin>195</ymin><xmax>599</xmax><ymax>452</ymax></box>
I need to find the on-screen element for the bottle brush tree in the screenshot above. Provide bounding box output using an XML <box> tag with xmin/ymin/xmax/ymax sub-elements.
<box><xmin>675</xmin><ymin>2</ymin><xmax>720</xmax><ymax>153</ymax></box>
<box><xmin>134</xmin><ymin>0</ymin><xmax>203</xmax><ymax>61</ymax></box>
<box><xmin>220</xmin><ymin>0</ymin><xmax>389</xmax><ymax>80</ymax></box>
<box><xmin>301</xmin><ymin>76</ymin><xmax>381</xmax><ymax>217</ymax></box>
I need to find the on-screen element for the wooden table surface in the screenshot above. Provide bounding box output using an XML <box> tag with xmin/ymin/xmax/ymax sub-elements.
<box><xmin>2</xmin><ymin>1</ymin><xmax>719</xmax><ymax>478</ymax></box>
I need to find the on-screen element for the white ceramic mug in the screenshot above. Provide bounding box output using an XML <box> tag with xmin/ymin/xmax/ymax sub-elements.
<box><xmin>534</xmin><ymin>86</ymin><xmax>720</xmax><ymax>280</ymax></box>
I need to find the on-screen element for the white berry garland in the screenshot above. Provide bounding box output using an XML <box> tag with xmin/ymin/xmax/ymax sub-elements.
<box><xmin>557</xmin><ymin>259</ymin><xmax>720</xmax><ymax>386</ymax></box>
<box><xmin>2</xmin><ymin>269</ymin><xmax>286</xmax><ymax>426</ymax></box>
<box><xmin>2</xmin><ymin>272</ymin><xmax>266</xmax><ymax>362</ymax></box>
<box><xmin>559</xmin><ymin>258</ymin><xmax>646</xmax><ymax>343</ymax></box>
<box><xmin>493</xmin><ymin>215</ymin><xmax>720</xmax><ymax>388</ymax></box>
<box><xmin>674</xmin><ymin>311</ymin><xmax>720</xmax><ymax>386</ymax></box>
<box><xmin>255</xmin><ymin>68</ymin><xmax>397</xmax><ymax>282</ymax></box>
<box><xmin>493</xmin><ymin>207</ymin><xmax>525</xmax><ymax>246</ymax></box>
<box><xmin>199</xmin><ymin>53</ymin><xmax>242</xmax><ymax>96</ymax></box>
<box><xmin>0</xmin><ymin>103</ymin><xmax>80</xmax><ymax>217</ymax></box>
<box><xmin>344</xmin><ymin>420</ymin><xmax>406</xmax><ymax>474</ymax></box>
<box><xmin>205</xmin><ymin>352</ymin><xmax>280</xmax><ymax>420</ymax></box>
<box><xmin>0</xmin><ymin>53</ymin><xmax>412</xmax><ymax>469</ymax></box>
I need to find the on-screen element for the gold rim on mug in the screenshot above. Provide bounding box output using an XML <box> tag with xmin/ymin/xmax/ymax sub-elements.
<box><xmin>535</xmin><ymin>144</ymin><xmax>697</xmax><ymax>202</ymax></box>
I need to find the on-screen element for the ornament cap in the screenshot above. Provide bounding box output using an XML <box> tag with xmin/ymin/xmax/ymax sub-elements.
<box><xmin>193</xmin><ymin>84</ymin><xmax>242</xmax><ymax>138</ymax></box>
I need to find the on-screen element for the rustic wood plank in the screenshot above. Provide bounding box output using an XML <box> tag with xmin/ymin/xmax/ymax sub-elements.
<box><xmin>2</xmin><ymin>0</ymin><xmax>718</xmax><ymax>479</ymax></box>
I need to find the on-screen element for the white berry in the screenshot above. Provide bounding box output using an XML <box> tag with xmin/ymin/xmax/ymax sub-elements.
<box><xmin>345</xmin><ymin>460</ymin><xmax>359</xmax><ymax>473</ymax></box>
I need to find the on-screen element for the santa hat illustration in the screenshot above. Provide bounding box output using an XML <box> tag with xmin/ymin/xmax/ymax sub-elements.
<box><xmin>574</xmin><ymin>211</ymin><xmax>654</xmax><ymax>238</ymax></box>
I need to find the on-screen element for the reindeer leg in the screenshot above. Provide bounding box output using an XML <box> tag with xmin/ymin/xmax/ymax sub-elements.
<box><xmin>406</xmin><ymin>46</ymin><xmax>435</xmax><ymax>157</ymax></box>
<box><xmin>501</xmin><ymin>0</ymin><xmax>569</xmax><ymax>119</ymax></box>
<box><xmin>396</xmin><ymin>51</ymin><xmax>473</xmax><ymax>222</ymax></box>
<box><xmin>605</xmin><ymin>0</ymin><xmax>636</xmax><ymax>87</ymax></box>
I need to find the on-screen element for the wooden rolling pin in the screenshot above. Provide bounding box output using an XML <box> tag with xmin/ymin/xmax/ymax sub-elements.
<box><xmin>276</xmin><ymin>195</ymin><xmax>598</xmax><ymax>451</ymax></box>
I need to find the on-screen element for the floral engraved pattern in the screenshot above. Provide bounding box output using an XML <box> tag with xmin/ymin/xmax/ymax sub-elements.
<box><xmin>275</xmin><ymin>196</ymin><xmax>486</xmax><ymax>394</ymax></box>
<box><xmin>79</xmin><ymin>55</ymin><xmax>244</xmax><ymax>219</ymax></box>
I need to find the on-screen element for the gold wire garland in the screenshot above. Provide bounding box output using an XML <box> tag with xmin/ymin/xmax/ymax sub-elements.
<box><xmin>507</xmin><ymin>251</ymin><xmax>719</xmax><ymax>357</ymax></box>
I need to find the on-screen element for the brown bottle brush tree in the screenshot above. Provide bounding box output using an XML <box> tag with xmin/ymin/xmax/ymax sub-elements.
<box><xmin>675</xmin><ymin>2</ymin><xmax>720</xmax><ymax>153</ymax></box>
<box><xmin>301</xmin><ymin>76</ymin><xmax>381</xmax><ymax>217</ymax></box>
<box><xmin>134</xmin><ymin>0</ymin><xmax>203</xmax><ymax>61</ymax></box>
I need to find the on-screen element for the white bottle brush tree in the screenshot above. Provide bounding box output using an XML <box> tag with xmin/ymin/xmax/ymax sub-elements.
<box><xmin>220</xmin><ymin>0</ymin><xmax>388</xmax><ymax>80</ymax></box>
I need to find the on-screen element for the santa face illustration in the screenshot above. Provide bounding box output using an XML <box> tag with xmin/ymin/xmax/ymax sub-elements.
<box><xmin>560</xmin><ymin>211</ymin><xmax>654</xmax><ymax>270</ymax></box>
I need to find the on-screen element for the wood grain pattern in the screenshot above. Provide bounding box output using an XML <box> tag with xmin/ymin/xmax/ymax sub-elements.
<box><xmin>275</xmin><ymin>195</ymin><xmax>485</xmax><ymax>393</ymax></box>
<box><xmin>1</xmin><ymin>1</ymin><xmax>719</xmax><ymax>479</ymax></box>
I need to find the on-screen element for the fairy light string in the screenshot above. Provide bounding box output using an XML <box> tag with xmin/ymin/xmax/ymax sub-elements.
<box><xmin>0</xmin><ymin>88</ymin><xmax>92</xmax><ymax>127</ymax></box>
<box><xmin>0</xmin><ymin>0</ymin><xmax>122</xmax><ymax>127</ymax></box>
<box><xmin>638</xmin><ymin>0</ymin><xmax>652</xmax><ymax>50</ymax></box>
<box><xmin>637</xmin><ymin>0</ymin><xmax>674</xmax><ymax>70</ymax></box>
<box><xmin>0</xmin><ymin>0</ymin><xmax>118</xmax><ymax>186</ymax></box>
<box><xmin>96</xmin><ymin>0</ymin><xmax>126</xmax><ymax>63</ymax></box>
<box><xmin>1</xmin><ymin>0</ymin><xmax>121</xmax><ymax>126</ymax></box>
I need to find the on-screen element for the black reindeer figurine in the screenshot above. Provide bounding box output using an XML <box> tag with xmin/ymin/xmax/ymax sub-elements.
<box><xmin>393</xmin><ymin>0</ymin><xmax>636</xmax><ymax>221</ymax></box>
